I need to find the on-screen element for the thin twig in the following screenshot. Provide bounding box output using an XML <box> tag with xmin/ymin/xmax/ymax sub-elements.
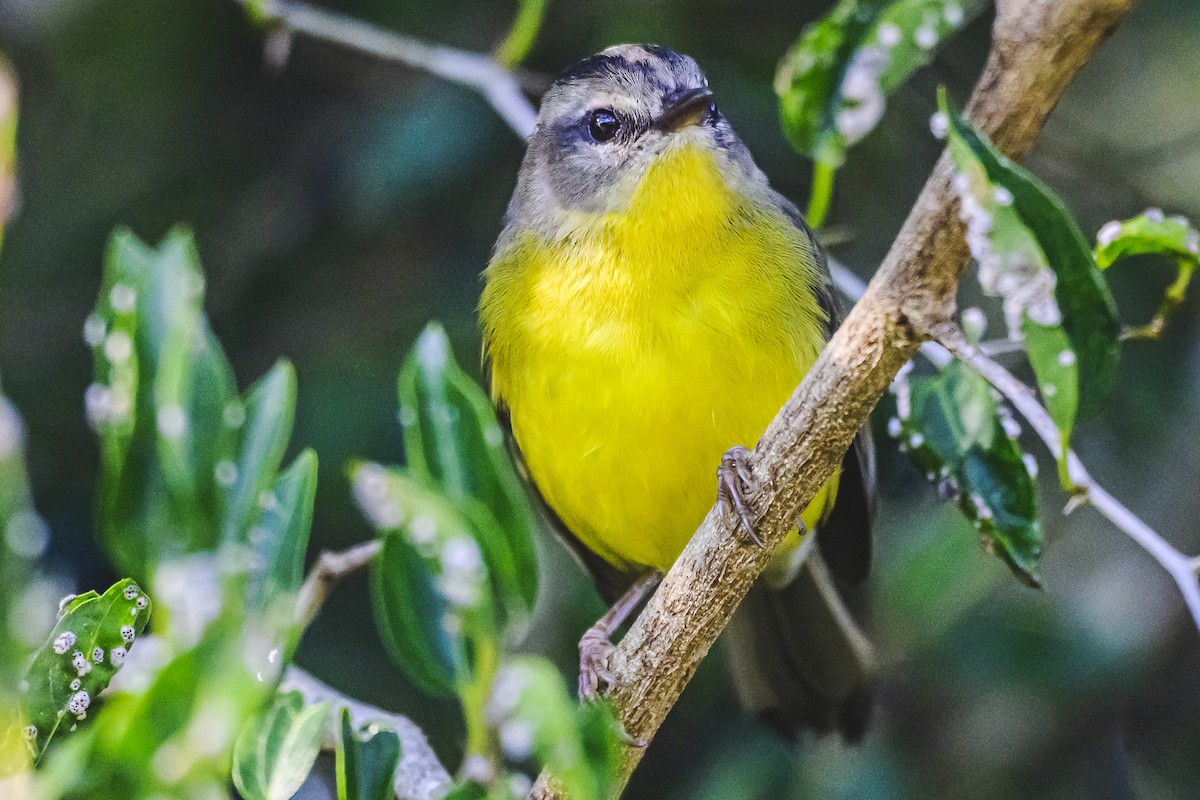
<box><xmin>281</xmin><ymin>665</ymin><xmax>453</xmax><ymax>800</ymax></box>
<box><xmin>295</xmin><ymin>539</ymin><xmax>382</xmax><ymax>627</ymax></box>
<box><xmin>934</xmin><ymin>324</ymin><xmax>1200</xmax><ymax>632</ymax></box>
<box><xmin>236</xmin><ymin>0</ymin><xmax>539</xmax><ymax>138</ymax></box>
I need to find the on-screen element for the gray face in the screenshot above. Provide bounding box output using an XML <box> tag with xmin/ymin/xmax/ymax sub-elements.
<box><xmin>507</xmin><ymin>44</ymin><xmax>761</xmax><ymax>225</ymax></box>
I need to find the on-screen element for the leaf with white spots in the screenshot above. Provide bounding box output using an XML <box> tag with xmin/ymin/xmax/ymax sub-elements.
<box><xmin>776</xmin><ymin>0</ymin><xmax>985</xmax><ymax>167</ymax></box>
<box><xmin>485</xmin><ymin>658</ymin><xmax>620</xmax><ymax>800</ymax></box>
<box><xmin>940</xmin><ymin>91</ymin><xmax>1119</xmax><ymax>454</ymax></box>
<box><xmin>891</xmin><ymin>361</ymin><xmax>1042</xmax><ymax>586</ymax></box>
<box><xmin>401</xmin><ymin>323</ymin><xmax>539</xmax><ymax>625</ymax></box>
<box><xmin>232</xmin><ymin>691</ymin><xmax>330</xmax><ymax>800</ymax></box>
<box><xmin>20</xmin><ymin>579</ymin><xmax>152</xmax><ymax>762</ymax></box>
<box><xmin>354</xmin><ymin>462</ymin><xmax>497</xmax><ymax>696</ymax></box>
<box><xmin>335</xmin><ymin>708</ymin><xmax>401</xmax><ymax>800</ymax></box>
<box><xmin>1094</xmin><ymin>210</ymin><xmax>1200</xmax><ymax>339</ymax></box>
<box><xmin>92</xmin><ymin>228</ymin><xmax>240</xmax><ymax>579</ymax></box>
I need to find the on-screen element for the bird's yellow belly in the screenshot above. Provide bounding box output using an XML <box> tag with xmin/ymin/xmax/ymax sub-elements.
<box><xmin>483</xmin><ymin>143</ymin><xmax>835</xmax><ymax>574</ymax></box>
<box><xmin>507</xmin><ymin>320</ymin><xmax>818</xmax><ymax>573</ymax></box>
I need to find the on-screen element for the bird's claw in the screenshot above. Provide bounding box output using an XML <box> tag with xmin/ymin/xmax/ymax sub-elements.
<box><xmin>717</xmin><ymin>445</ymin><xmax>762</xmax><ymax>547</ymax></box>
<box><xmin>578</xmin><ymin>625</ymin><xmax>616</xmax><ymax>701</ymax></box>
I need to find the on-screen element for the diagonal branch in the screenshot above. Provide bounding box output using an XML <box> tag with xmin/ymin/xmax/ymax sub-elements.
<box><xmin>530</xmin><ymin>0</ymin><xmax>1139</xmax><ymax>796</ymax></box>
<box><xmin>235</xmin><ymin>0</ymin><xmax>540</xmax><ymax>138</ymax></box>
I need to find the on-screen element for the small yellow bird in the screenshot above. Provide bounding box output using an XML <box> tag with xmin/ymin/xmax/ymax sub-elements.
<box><xmin>481</xmin><ymin>45</ymin><xmax>875</xmax><ymax>736</ymax></box>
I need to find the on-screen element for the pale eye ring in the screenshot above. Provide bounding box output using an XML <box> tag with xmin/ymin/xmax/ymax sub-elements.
<box><xmin>587</xmin><ymin>109</ymin><xmax>621</xmax><ymax>142</ymax></box>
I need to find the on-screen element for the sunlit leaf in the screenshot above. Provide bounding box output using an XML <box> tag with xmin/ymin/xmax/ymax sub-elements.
<box><xmin>891</xmin><ymin>361</ymin><xmax>1042</xmax><ymax>586</ymax></box>
<box><xmin>232</xmin><ymin>691</ymin><xmax>330</xmax><ymax>800</ymax></box>
<box><xmin>486</xmin><ymin>657</ymin><xmax>620</xmax><ymax>800</ymax></box>
<box><xmin>400</xmin><ymin>323</ymin><xmax>539</xmax><ymax>623</ymax></box>
<box><xmin>776</xmin><ymin>0</ymin><xmax>985</xmax><ymax>167</ymax></box>
<box><xmin>353</xmin><ymin>461</ymin><xmax>496</xmax><ymax>696</ymax></box>
<box><xmin>1095</xmin><ymin>210</ymin><xmax>1200</xmax><ymax>339</ymax></box>
<box><xmin>335</xmin><ymin>708</ymin><xmax>401</xmax><ymax>800</ymax></box>
<box><xmin>20</xmin><ymin>579</ymin><xmax>151</xmax><ymax>762</ymax></box>
<box><xmin>941</xmin><ymin>90</ymin><xmax>1119</xmax><ymax>447</ymax></box>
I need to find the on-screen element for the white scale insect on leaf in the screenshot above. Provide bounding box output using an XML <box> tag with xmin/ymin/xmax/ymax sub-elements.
<box><xmin>156</xmin><ymin>405</ymin><xmax>187</xmax><ymax>440</ymax></box>
<box><xmin>53</xmin><ymin>631</ymin><xmax>76</xmax><ymax>655</ymax></box>
<box><xmin>104</xmin><ymin>330</ymin><xmax>133</xmax><ymax>364</ymax></box>
<box><xmin>836</xmin><ymin>48</ymin><xmax>887</xmax><ymax>145</ymax></box>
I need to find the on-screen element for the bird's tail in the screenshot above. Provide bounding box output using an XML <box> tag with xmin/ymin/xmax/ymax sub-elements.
<box><xmin>723</xmin><ymin>550</ymin><xmax>875</xmax><ymax>740</ymax></box>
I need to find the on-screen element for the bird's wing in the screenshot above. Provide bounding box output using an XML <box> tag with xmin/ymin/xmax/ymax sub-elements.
<box><xmin>483</xmin><ymin>350</ymin><xmax>637</xmax><ymax>604</ymax></box>
<box><xmin>775</xmin><ymin>194</ymin><xmax>877</xmax><ymax>585</ymax></box>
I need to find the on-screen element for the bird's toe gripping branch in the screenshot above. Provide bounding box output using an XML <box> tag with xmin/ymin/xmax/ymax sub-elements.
<box><xmin>717</xmin><ymin>445</ymin><xmax>763</xmax><ymax>547</ymax></box>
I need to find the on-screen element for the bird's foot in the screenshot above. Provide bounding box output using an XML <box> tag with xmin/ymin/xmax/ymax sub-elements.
<box><xmin>578</xmin><ymin>624</ymin><xmax>616</xmax><ymax>701</ymax></box>
<box><xmin>717</xmin><ymin>445</ymin><xmax>762</xmax><ymax>547</ymax></box>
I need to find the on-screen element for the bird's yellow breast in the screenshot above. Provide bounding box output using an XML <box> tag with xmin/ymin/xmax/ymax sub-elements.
<box><xmin>482</xmin><ymin>144</ymin><xmax>835</xmax><ymax>574</ymax></box>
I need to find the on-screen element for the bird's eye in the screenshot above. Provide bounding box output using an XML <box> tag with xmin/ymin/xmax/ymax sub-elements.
<box><xmin>587</xmin><ymin>109</ymin><xmax>621</xmax><ymax>142</ymax></box>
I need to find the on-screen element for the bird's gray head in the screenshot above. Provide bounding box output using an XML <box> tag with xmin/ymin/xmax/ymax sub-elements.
<box><xmin>507</xmin><ymin>44</ymin><xmax>761</xmax><ymax>225</ymax></box>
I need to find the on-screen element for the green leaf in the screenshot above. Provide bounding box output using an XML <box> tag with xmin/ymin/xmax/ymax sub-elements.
<box><xmin>245</xmin><ymin>449</ymin><xmax>318</xmax><ymax>615</ymax></box>
<box><xmin>487</xmin><ymin>657</ymin><xmax>620</xmax><ymax>800</ymax></box>
<box><xmin>36</xmin><ymin>610</ymin><xmax>275</xmax><ymax>799</ymax></box>
<box><xmin>335</xmin><ymin>708</ymin><xmax>401</xmax><ymax>800</ymax></box>
<box><xmin>222</xmin><ymin>361</ymin><xmax>297</xmax><ymax>546</ymax></box>
<box><xmin>91</xmin><ymin>228</ymin><xmax>240</xmax><ymax>579</ymax></box>
<box><xmin>20</xmin><ymin>579</ymin><xmax>152</xmax><ymax>762</ymax></box>
<box><xmin>776</xmin><ymin>0</ymin><xmax>985</xmax><ymax>167</ymax></box>
<box><xmin>892</xmin><ymin>361</ymin><xmax>1043</xmax><ymax>586</ymax></box>
<box><xmin>1094</xmin><ymin>210</ymin><xmax>1200</xmax><ymax>339</ymax></box>
<box><xmin>232</xmin><ymin>691</ymin><xmax>330</xmax><ymax>800</ymax></box>
<box><xmin>940</xmin><ymin>90</ymin><xmax>1120</xmax><ymax>442</ymax></box>
<box><xmin>399</xmin><ymin>324</ymin><xmax>539</xmax><ymax>624</ymax></box>
<box><xmin>0</xmin><ymin>385</ymin><xmax>43</xmax><ymax>776</ymax></box>
<box><xmin>354</xmin><ymin>462</ymin><xmax>496</xmax><ymax>696</ymax></box>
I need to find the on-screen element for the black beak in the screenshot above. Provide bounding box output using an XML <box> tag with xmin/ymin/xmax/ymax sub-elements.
<box><xmin>654</xmin><ymin>87</ymin><xmax>716</xmax><ymax>132</ymax></box>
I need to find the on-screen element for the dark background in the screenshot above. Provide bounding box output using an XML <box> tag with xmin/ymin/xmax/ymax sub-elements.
<box><xmin>2</xmin><ymin>0</ymin><xmax>1199</xmax><ymax>797</ymax></box>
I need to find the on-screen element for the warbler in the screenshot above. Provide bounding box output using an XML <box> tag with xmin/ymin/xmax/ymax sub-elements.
<box><xmin>480</xmin><ymin>44</ymin><xmax>875</xmax><ymax>737</ymax></box>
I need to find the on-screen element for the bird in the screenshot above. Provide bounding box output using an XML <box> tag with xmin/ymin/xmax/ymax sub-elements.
<box><xmin>479</xmin><ymin>44</ymin><xmax>876</xmax><ymax>738</ymax></box>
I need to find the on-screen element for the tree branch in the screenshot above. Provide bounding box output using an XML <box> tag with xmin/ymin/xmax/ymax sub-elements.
<box><xmin>236</xmin><ymin>0</ymin><xmax>540</xmax><ymax>138</ymax></box>
<box><xmin>281</xmin><ymin>665</ymin><xmax>453</xmax><ymax>800</ymax></box>
<box><xmin>294</xmin><ymin>539</ymin><xmax>382</xmax><ymax>627</ymax></box>
<box><xmin>529</xmin><ymin>0</ymin><xmax>1138</xmax><ymax>796</ymax></box>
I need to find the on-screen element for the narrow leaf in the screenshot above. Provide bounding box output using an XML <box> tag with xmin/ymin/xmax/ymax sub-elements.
<box><xmin>941</xmin><ymin>90</ymin><xmax>1119</xmax><ymax>443</ymax></box>
<box><xmin>232</xmin><ymin>691</ymin><xmax>330</xmax><ymax>800</ymax></box>
<box><xmin>245</xmin><ymin>449</ymin><xmax>318</xmax><ymax>615</ymax></box>
<box><xmin>222</xmin><ymin>360</ymin><xmax>297</xmax><ymax>545</ymax></box>
<box><xmin>400</xmin><ymin>323</ymin><xmax>539</xmax><ymax>621</ymax></box>
<box><xmin>891</xmin><ymin>362</ymin><xmax>1042</xmax><ymax>586</ymax></box>
<box><xmin>353</xmin><ymin>462</ymin><xmax>495</xmax><ymax>696</ymax></box>
<box><xmin>335</xmin><ymin>708</ymin><xmax>401</xmax><ymax>800</ymax></box>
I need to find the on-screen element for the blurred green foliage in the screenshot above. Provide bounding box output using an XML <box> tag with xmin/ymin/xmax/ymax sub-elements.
<box><xmin>0</xmin><ymin>1</ymin><xmax>1198</xmax><ymax>799</ymax></box>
